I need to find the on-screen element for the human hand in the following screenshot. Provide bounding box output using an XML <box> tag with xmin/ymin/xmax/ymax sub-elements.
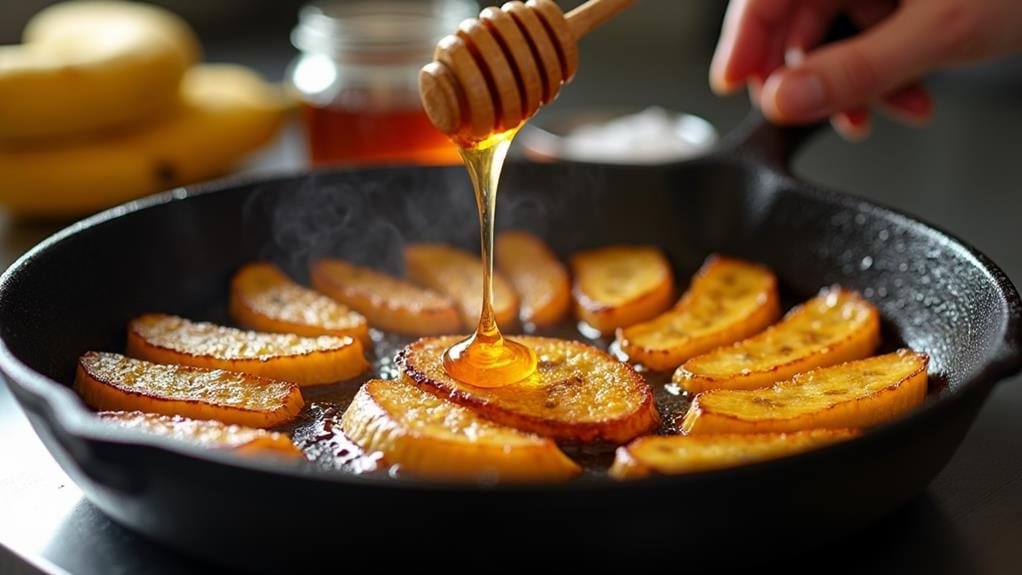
<box><xmin>710</xmin><ymin>0</ymin><xmax>1022</xmax><ymax>139</ymax></box>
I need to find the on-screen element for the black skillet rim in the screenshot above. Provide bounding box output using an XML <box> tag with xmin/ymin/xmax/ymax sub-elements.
<box><xmin>1</xmin><ymin>163</ymin><xmax>1020</xmax><ymax>495</ymax></box>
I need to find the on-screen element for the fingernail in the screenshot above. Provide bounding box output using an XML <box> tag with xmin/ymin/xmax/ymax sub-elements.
<box><xmin>709</xmin><ymin>46</ymin><xmax>738</xmax><ymax>95</ymax></box>
<box><xmin>785</xmin><ymin>48</ymin><xmax>805</xmax><ymax>67</ymax></box>
<box><xmin>748</xmin><ymin>76</ymin><xmax>763</xmax><ymax>108</ymax></box>
<box><xmin>709</xmin><ymin>72</ymin><xmax>731</xmax><ymax>95</ymax></box>
<box><xmin>710</xmin><ymin>68</ymin><xmax>741</xmax><ymax>95</ymax></box>
<box><xmin>832</xmin><ymin>110</ymin><xmax>871</xmax><ymax>142</ymax></box>
<box><xmin>772</xmin><ymin>71</ymin><xmax>828</xmax><ymax>120</ymax></box>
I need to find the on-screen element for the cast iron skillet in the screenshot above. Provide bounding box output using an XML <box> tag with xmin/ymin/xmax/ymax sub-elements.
<box><xmin>1</xmin><ymin>115</ymin><xmax>1020</xmax><ymax>572</ymax></box>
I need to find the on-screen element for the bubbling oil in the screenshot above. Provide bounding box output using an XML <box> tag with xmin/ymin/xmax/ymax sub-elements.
<box><xmin>442</xmin><ymin>129</ymin><xmax>538</xmax><ymax>388</ymax></box>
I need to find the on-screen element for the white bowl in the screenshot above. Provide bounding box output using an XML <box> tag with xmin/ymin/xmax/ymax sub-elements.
<box><xmin>519</xmin><ymin>106</ymin><xmax>718</xmax><ymax>165</ymax></box>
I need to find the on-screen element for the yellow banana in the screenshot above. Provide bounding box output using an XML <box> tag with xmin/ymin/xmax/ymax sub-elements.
<box><xmin>0</xmin><ymin>1</ymin><xmax>200</xmax><ymax>141</ymax></box>
<box><xmin>0</xmin><ymin>64</ymin><xmax>288</xmax><ymax>219</ymax></box>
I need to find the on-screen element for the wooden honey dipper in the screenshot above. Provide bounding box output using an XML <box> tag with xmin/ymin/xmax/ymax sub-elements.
<box><xmin>419</xmin><ymin>0</ymin><xmax>636</xmax><ymax>145</ymax></box>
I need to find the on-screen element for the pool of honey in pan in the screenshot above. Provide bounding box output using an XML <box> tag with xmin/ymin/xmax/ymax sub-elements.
<box><xmin>277</xmin><ymin>323</ymin><xmax>683</xmax><ymax>479</ymax></box>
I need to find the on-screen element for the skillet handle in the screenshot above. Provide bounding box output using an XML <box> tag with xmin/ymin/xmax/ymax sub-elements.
<box><xmin>717</xmin><ymin>110</ymin><xmax>824</xmax><ymax>175</ymax></box>
<box><xmin>715</xmin><ymin>14</ymin><xmax>860</xmax><ymax>173</ymax></box>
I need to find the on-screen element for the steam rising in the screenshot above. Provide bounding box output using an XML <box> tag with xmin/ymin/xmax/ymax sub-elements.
<box><xmin>241</xmin><ymin>159</ymin><xmax>616</xmax><ymax>281</ymax></box>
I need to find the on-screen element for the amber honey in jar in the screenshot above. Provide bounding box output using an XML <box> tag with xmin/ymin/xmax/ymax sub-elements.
<box><xmin>286</xmin><ymin>0</ymin><xmax>474</xmax><ymax>166</ymax></box>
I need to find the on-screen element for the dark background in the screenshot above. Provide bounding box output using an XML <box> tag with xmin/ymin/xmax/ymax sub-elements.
<box><xmin>2</xmin><ymin>1</ymin><xmax>1022</xmax><ymax>573</ymax></box>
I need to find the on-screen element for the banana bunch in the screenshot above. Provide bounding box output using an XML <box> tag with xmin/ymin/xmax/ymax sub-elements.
<box><xmin>0</xmin><ymin>1</ymin><xmax>289</xmax><ymax>219</ymax></box>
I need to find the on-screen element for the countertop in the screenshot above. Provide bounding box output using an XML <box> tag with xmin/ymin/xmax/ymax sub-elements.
<box><xmin>2</xmin><ymin>4</ymin><xmax>1022</xmax><ymax>573</ymax></box>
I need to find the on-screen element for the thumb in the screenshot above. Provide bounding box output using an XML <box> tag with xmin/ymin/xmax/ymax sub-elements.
<box><xmin>759</xmin><ymin>4</ymin><xmax>962</xmax><ymax>123</ymax></box>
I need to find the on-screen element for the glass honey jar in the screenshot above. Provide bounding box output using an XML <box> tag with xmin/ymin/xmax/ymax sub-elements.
<box><xmin>287</xmin><ymin>0</ymin><xmax>475</xmax><ymax>166</ymax></box>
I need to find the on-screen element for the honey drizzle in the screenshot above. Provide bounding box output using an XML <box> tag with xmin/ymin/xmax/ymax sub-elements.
<box><xmin>442</xmin><ymin>129</ymin><xmax>537</xmax><ymax>388</ymax></box>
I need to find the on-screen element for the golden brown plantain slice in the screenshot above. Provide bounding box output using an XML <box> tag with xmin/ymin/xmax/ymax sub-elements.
<box><xmin>682</xmin><ymin>350</ymin><xmax>928</xmax><ymax>434</ymax></box>
<box><xmin>98</xmin><ymin>411</ymin><xmax>302</xmax><ymax>457</ymax></box>
<box><xmin>609</xmin><ymin>429</ymin><xmax>859</xmax><ymax>479</ymax></box>
<box><xmin>126</xmin><ymin>314</ymin><xmax>369</xmax><ymax>387</ymax></box>
<box><xmin>75</xmin><ymin>352</ymin><xmax>303</xmax><ymax>427</ymax></box>
<box><xmin>570</xmin><ymin>245</ymin><xmax>674</xmax><ymax>336</ymax></box>
<box><xmin>404</xmin><ymin>243</ymin><xmax>520</xmax><ymax>330</ymax></box>
<box><xmin>616</xmin><ymin>256</ymin><xmax>780</xmax><ymax>371</ymax></box>
<box><xmin>309</xmin><ymin>258</ymin><xmax>461</xmax><ymax>336</ymax></box>
<box><xmin>230</xmin><ymin>262</ymin><xmax>369</xmax><ymax>345</ymax></box>
<box><xmin>675</xmin><ymin>287</ymin><xmax>880</xmax><ymax>393</ymax></box>
<box><xmin>496</xmin><ymin>231</ymin><xmax>571</xmax><ymax>328</ymax></box>
<box><xmin>398</xmin><ymin>335</ymin><xmax>658</xmax><ymax>443</ymax></box>
<box><xmin>341</xmin><ymin>379</ymin><xmax>581</xmax><ymax>482</ymax></box>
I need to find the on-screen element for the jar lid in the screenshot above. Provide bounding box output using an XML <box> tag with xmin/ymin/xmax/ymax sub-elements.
<box><xmin>292</xmin><ymin>0</ymin><xmax>477</xmax><ymax>62</ymax></box>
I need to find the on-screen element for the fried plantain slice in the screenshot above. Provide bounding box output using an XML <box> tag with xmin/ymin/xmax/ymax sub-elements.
<box><xmin>616</xmin><ymin>256</ymin><xmax>780</xmax><ymax>371</ymax></box>
<box><xmin>309</xmin><ymin>258</ymin><xmax>461</xmax><ymax>336</ymax></box>
<box><xmin>126</xmin><ymin>314</ymin><xmax>369</xmax><ymax>387</ymax></box>
<box><xmin>230</xmin><ymin>262</ymin><xmax>369</xmax><ymax>345</ymax></box>
<box><xmin>570</xmin><ymin>245</ymin><xmax>674</xmax><ymax>336</ymax></box>
<box><xmin>682</xmin><ymin>350</ymin><xmax>928</xmax><ymax>434</ymax></box>
<box><xmin>397</xmin><ymin>335</ymin><xmax>658</xmax><ymax>443</ymax></box>
<box><xmin>675</xmin><ymin>287</ymin><xmax>880</xmax><ymax>393</ymax></box>
<box><xmin>98</xmin><ymin>411</ymin><xmax>302</xmax><ymax>457</ymax></box>
<box><xmin>609</xmin><ymin>429</ymin><xmax>859</xmax><ymax>478</ymax></box>
<box><xmin>496</xmin><ymin>231</ymin><xmax>571</xmax><ymax>328</ymax></box>
<box><xmin>341</xmin><ymin>379</ymin><xmax>581</xmax><ymax>482</ymax></box>
<box><xmin>404</xmin><ymin>243</ymin><xmax>519</xmax><ymax>330</ymax></box>
<box><xmin>76</xmin><ymin>351</ymin><xmax>303</xmax><ymax>427</ymax></box>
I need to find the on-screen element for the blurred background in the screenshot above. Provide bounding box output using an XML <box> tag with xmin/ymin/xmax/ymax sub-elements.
<box><xmin>0</xmin><ymin>1</ymin><xmax>740</xmax><ymax>218</ymax></box>
<box><xmin>4</xmin><ymin>0</ymin><xmax>1022</xmax><ymax>189</ymax></box>
<box><xmin>0</xmin><ymin>1</ymin><xmax>732</xmax><ymax>116</ymax></box>
<box><xmin>5</xmin><ymin>0</ymin><xmax>1021</xmax><ymax>166</ymax></box>
<box><xmin>1</xmin><ymin>2</ymin><xmax>730</xmax><ymax>88</ymax></box>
